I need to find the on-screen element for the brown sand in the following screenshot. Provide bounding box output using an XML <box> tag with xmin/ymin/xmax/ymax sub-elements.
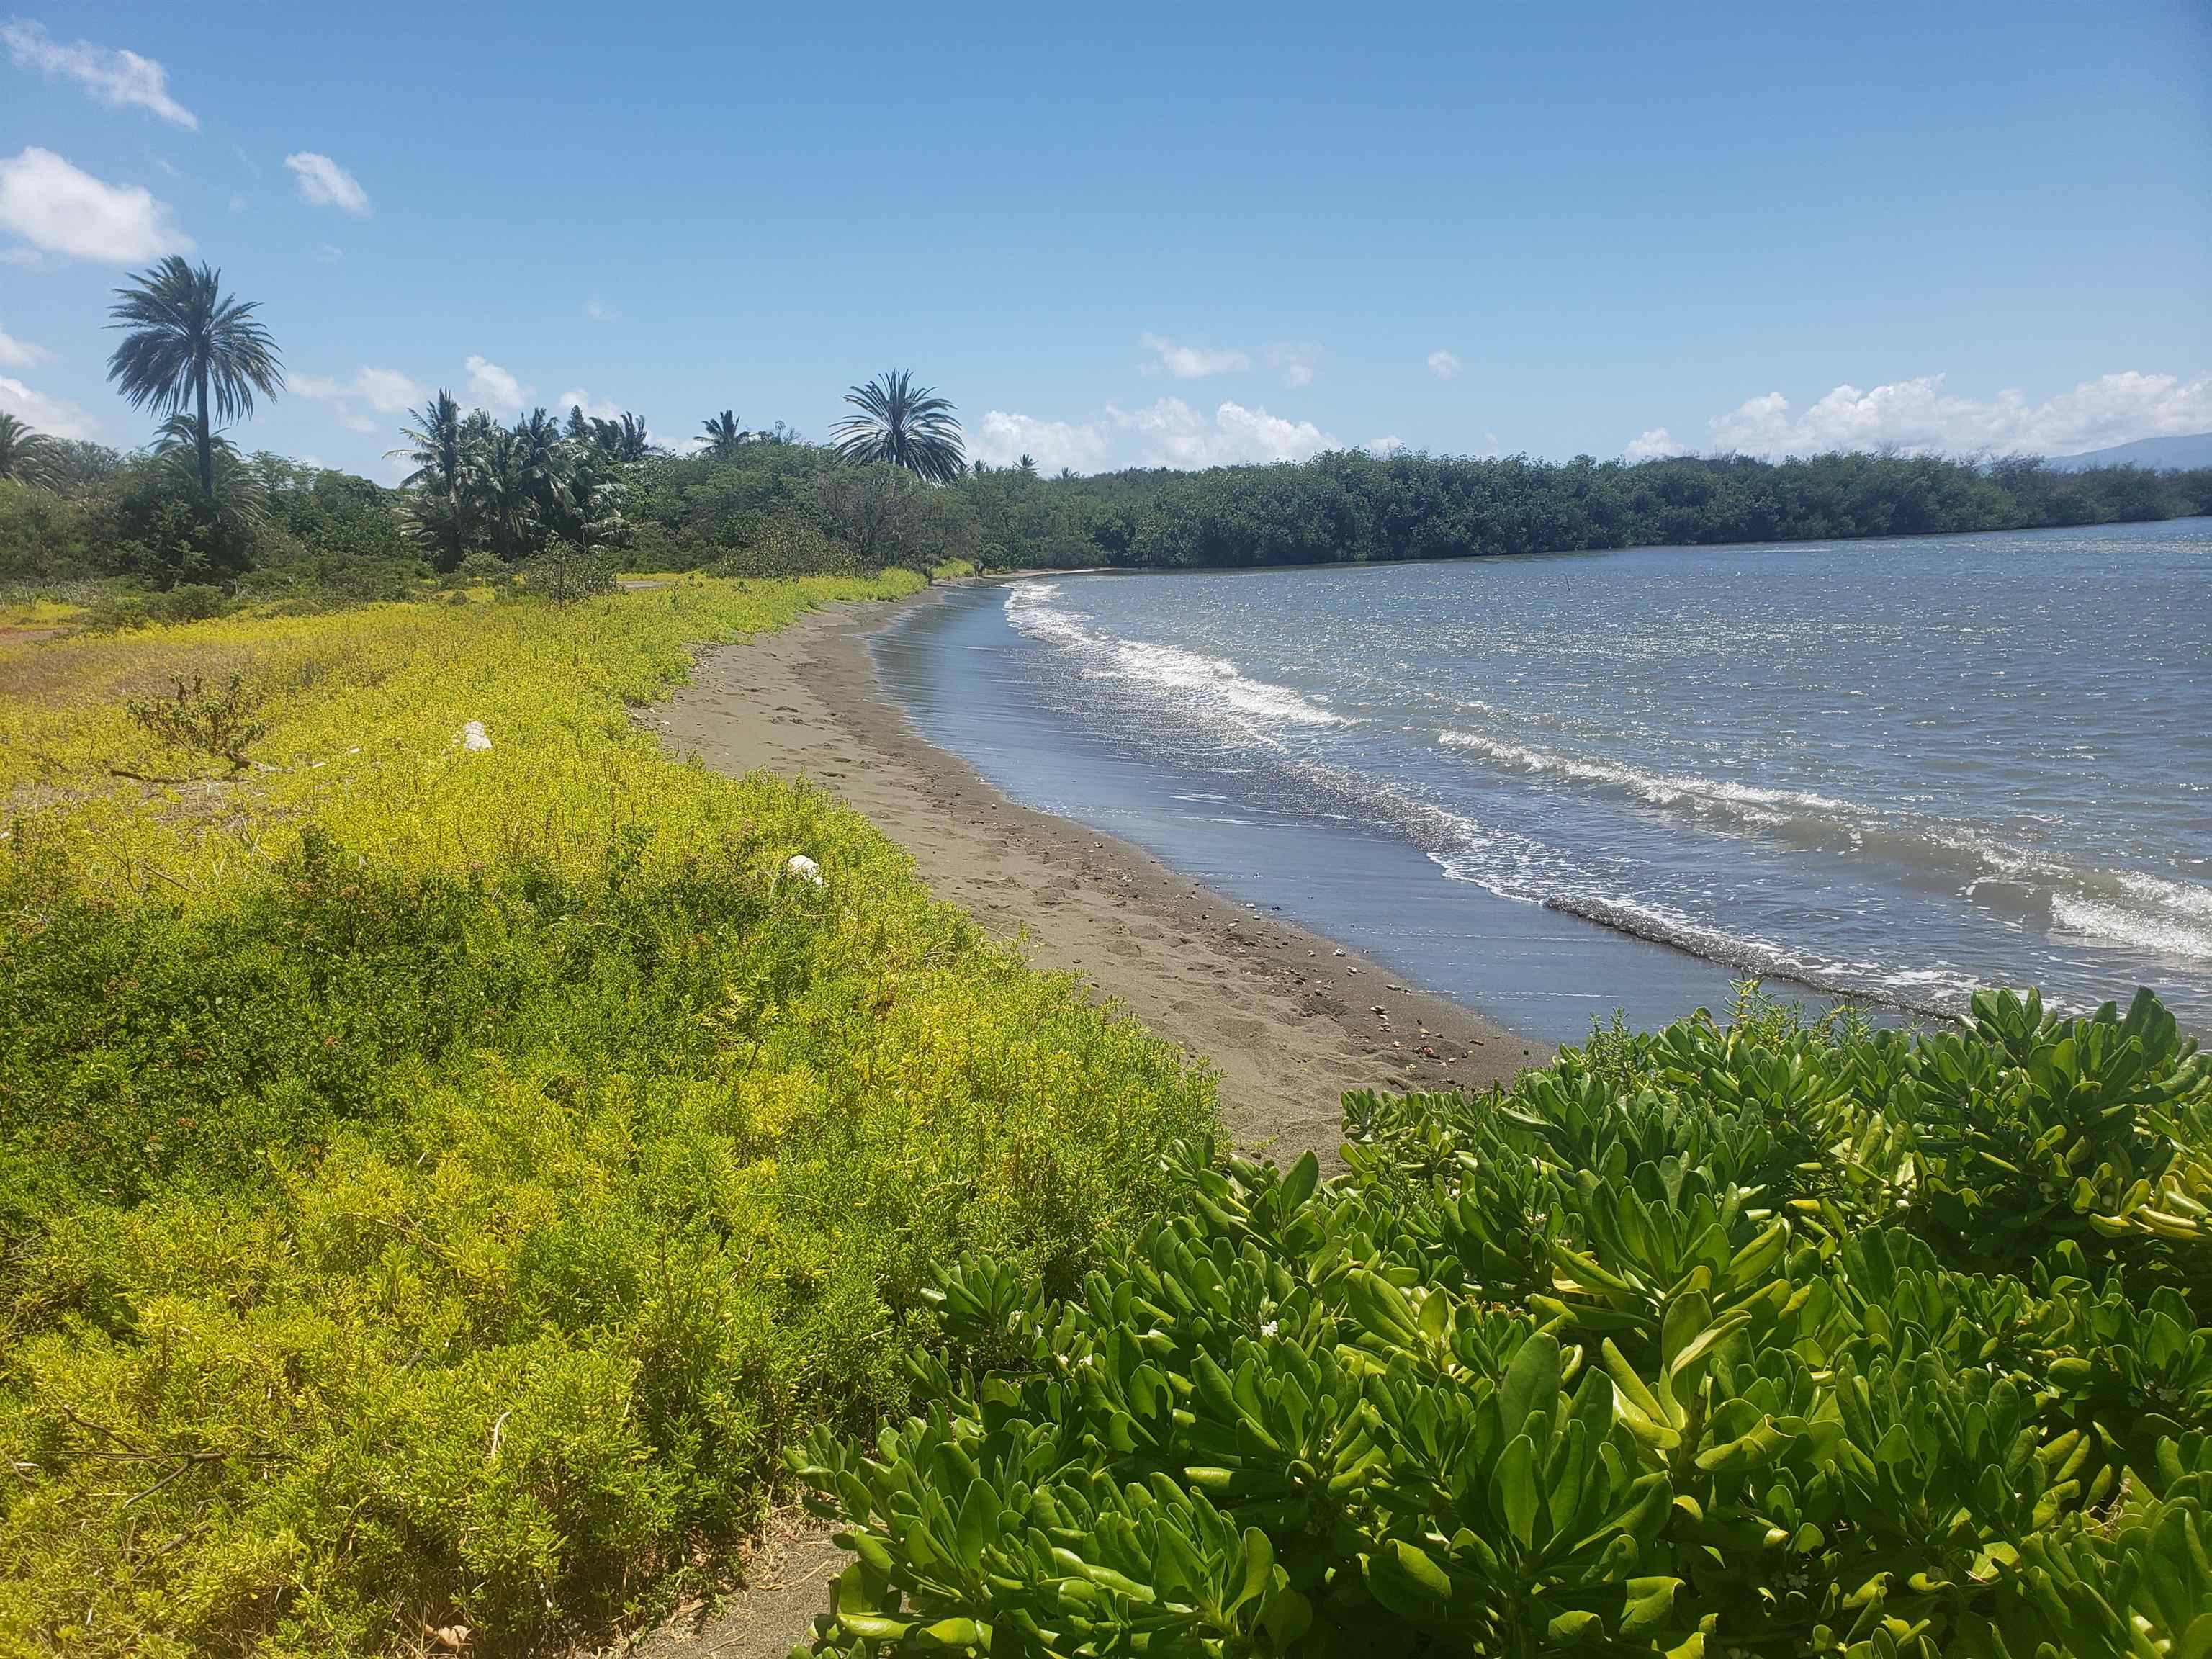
<box><xmin>614</xmin><ymin>583</ymin><xmax>1545</xmax><ymax>1659</ymax></box>
<box><xmin>647</xmin><ymin>585</ymin><xmax>1543</xmax><ymax>1166</ymax></box>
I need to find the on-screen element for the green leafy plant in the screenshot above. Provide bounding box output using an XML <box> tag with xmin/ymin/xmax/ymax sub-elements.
<box><xmin>794</xmin><ymin>990</ymin><xmax>2212</xmax><ymax>1658</ymax></box>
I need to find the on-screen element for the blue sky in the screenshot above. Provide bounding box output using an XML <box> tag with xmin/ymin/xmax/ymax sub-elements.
<box><xmin>3</xmin><ymin>1</ymin><xmax>2208</xmax><ymax>478</ymax></box>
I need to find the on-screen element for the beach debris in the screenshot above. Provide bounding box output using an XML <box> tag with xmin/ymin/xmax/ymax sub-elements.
<box><xmin>430</xmin><ymin>1626</ymin><xmax>471</xmax><ymax>1653</ymax></box>
<box><xmin>786</xmin><ymin>853</ymin><xmax>825</xmax><ymax>886</ymax></box>
<box><xmin>1347</xmin><ymin>966</ymin><xmax>1359</xmax><ymax>974</ymax></box>
<box><xmin>458</xmin><ymin>721</ymin><xmax>493</xmax><ymax>752</ymax></box>
<box><xmin>1332</xmin><ymin>948</ymin><xmax>1346</xmax><ymax>957</ymax></box>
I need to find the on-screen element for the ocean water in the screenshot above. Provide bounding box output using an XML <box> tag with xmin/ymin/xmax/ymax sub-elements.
<box><xmin>873</xmin><ymin>520</ymin><xmax>2212</xmax><ymax>1044</ymax></box>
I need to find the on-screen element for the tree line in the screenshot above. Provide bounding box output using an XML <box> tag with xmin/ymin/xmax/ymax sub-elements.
<box><xmin>4</xmin><ymin>256</ymin><xmax>2208</xmax><ymax>596</ymax></box>
<box><xmin>949</xmin><ymin>447</ymin><xmax>2212</xmax><ymax>571</ymax></box>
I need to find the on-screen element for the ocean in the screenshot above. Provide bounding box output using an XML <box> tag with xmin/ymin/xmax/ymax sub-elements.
<box><xmin>873</xmin><ymin>518</ymin><xmax>2212</xmax><ymax>1045</ymax></box>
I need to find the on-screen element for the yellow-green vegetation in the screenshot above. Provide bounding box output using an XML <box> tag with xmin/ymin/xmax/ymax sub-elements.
<box><xmin>0</xmin><ymin>577</ymin><xmax>1215</xmax><ymax>1654</ymax></box>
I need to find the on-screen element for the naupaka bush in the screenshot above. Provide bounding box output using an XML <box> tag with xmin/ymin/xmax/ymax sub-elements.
<box><xmin>795</xmin><ymin>989</ymin><xmax>2212</xmax><ymax>1658</ymax></box>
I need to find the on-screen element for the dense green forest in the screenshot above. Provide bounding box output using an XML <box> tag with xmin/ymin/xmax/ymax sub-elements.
<box><xmin>964</xmin><ymin>447</ymin><xmax>2212</xmax><ymax>570</ymax></box>
<box><xmin>9</xmin><ymin>433</ymin><xmax>2206</xmax><ymax>603</ymax></box>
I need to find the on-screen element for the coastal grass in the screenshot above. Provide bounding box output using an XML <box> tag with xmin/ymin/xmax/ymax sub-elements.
<box><xmin>0</xmin><ymin>576</ymin><xmax>1217</xmax><ymax>1654</ymax></box>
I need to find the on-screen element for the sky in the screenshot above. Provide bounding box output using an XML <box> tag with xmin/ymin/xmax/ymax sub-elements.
<box><xmin>2</xmin><ymin>1</ymin><xmax>2208</xmax><ymax>480</ymax></box>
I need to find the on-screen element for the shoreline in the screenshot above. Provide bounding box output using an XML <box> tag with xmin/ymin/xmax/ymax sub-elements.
<box><xmin>650</xmin><ymin>583</ymin><xmax>1546</xmax><ymax>1167</ymax></box>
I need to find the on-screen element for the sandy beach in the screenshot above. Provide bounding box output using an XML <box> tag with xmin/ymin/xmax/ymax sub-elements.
<box><xmin>621</xmin><ymin>580</ymin><xmax>1543</xmax><ymax>1658</ymax></box>
<box><xmin>648</xmin><ymin>582</ymin><xmax>1543</xmax><ymax>1171</ymax></box>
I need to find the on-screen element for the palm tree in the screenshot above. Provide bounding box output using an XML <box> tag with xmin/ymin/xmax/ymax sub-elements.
<box><xmin>150</xmin><ymin>413</ymin><xmax>268</xmax><ymax>533</ymax></box>
<box><xmin>588</xmin><ymin>412</ymin><xmax>653</xmax><ymax>463</ymax></box>
<box><xmin>514</xmin><ymin>407</ymin><xmax>571</xmax><ymax>526</ymax></box>
<box><xmin>469</xmin><ymin>415</ymin><xmax>539</xmax><ymax>562</ymax></box>
<box><xmin>390</xmin><ymin>391</ymin><xmax>475</xmax><ymax>565</ymax></box>
<box><xmin>106</xmin><ymin>257</ymin><xmax>283</xmax><ymax>501</ymax></box>
<box><xmin>0</xmin><ymin>413</ymin><xmax>61</xmax><ymax>491</ymax></box>
<box><xmin>831</xmin><ymin>369</ymin><xmax>965</xmax><ymax>483</ymax></box>
<box><xmin>701</xmin><ymin>410</ymin><xmax>750</xmax><ymax>458</ymax></box>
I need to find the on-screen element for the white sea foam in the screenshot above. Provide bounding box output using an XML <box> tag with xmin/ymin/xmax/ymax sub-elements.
<box><xmin>1438</xmin><ymin>728</ymin><xmax>1861</xmax><ymax>824</ymax></box>
<box><xmin>2051</xmin><ymin>894</ymin><xmax>2212</xmax><ymax>962</ymax></box>
<box><xmin>1006</xmin><ymin>583</ymin><xmax>1346</xmax><ymax>733</ymax></box>
<box><xmin>1437</xmin><ymin>725</ymin><xmax>2212</xmax><ymax>970</ymax></box>
<box><xmin>1292</xmin><ymin>760</ymin><xmax>1986</xmax><ymax>1016</ymax></box>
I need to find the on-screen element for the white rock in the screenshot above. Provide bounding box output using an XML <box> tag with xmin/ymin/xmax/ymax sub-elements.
<box><xmin>459</xmin><ymin>721</ymin><xmax>493</xmax><ymax>752</ymax></box>
<box><xmin>787</xmin><ymin>853</ymin><xmax>825</xmax><ymax>886</ymax></box>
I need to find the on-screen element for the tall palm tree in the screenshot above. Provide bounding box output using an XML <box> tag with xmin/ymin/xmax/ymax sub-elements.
<box><xmin>831</xmin><ymin>369</ymin><xmax>965</xmax><ymax>483</ymax></box>
<box><xmin>514</xmin><ymin>407</ymin><xmax>572</xmax><ymax>526</ymax></box>
<box><xmin>106</xmin><ymin>257</ymin><xmax>283</xmax><ymax>501</ymax></box>
<box><xmin>389</xmin><ymin>391</ymin><xmax>475</xmax><ymax>565</ymax></box>
<box><xmin>588</xmin><ymin>411</ymin><xmax>653</xmax><ymax>463</ymax></box>
<box><xmin>0</xmin><ymin>413</ymin><xmax>61</xmax><ymax>491</ymax></box>
<box><xmin>469</xmin><ymin>416</ymin><xmax>539</xmax><ymax>562</ymax></box>
<box><xmin>701</xmin><ymin>409</ymin><xmax>750</xmax><ymax>459</ymax></box>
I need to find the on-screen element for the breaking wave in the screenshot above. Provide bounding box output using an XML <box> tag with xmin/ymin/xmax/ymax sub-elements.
<box><xmin>1439</xmin><ymin>729</ymin><xmax>2212</xmax><ymax>967</ymax></box>
<box><xmin>1007</xmin><ymin>583</ymin><xmax>1346</xmax><ymax>735</ymax></box>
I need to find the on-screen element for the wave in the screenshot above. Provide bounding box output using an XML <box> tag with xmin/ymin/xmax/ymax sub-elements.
<box><xmin>1006</xmin><ymin>583</ymin><xmax>1346</xmax><ymax>734</ymax></box>
<box><xmin>1285</xmin><ymin>763</ymin><xmax>1987</xmax><ymax>1017</ymax></box>
<box><xmin>998</xmin><ymin>585</ymin><xmax>2209</xmax><ymax>1010</ymax></box>
<box><xmin>1439</xmin><ymin>727</ymin><xmax>1869</xmax><ymax>830</ymax></box>
<box><xmin>1438</xmin><ymin>727</ymin><xmax>2212</xmax><ymax>967</ymax></box>
<box><xmin>2051</xmin><ymin>891</ymin><xmax>2212</xmax><ymax>962</ymax></box>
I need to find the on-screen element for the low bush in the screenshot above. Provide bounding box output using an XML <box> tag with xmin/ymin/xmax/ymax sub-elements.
<box><xmin>0</xmin><ymin>574</ymin><xmax>1216</xmax><ymax>1654</ymax></box>
<box><xmin>795</xmin><ymin>989</ymin><xmax>2212</xmax><ymax>1657</ymax></box>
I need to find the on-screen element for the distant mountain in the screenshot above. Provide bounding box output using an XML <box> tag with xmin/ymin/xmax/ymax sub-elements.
<box><xmin>2046</xmin><ymin>431</ymin><xmax>2212</xmax><ymax>472</ymax></box>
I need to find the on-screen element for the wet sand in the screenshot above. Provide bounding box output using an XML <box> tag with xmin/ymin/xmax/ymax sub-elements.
<box><xmin>649</xmin><ymin>584</ymin><xmax>1545</xmax><ymax>1169</ymax></box>
<box><xmin>623</xmin><ymin>583</ymin><xmax>1546</xmax><ymax>1659</ymax></box>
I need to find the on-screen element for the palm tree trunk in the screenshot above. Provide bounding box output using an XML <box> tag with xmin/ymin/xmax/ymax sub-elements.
<box><xmin>194</xmin><ymin>364</ymin><xmax>214</xmax><ymax>500</ymax></box>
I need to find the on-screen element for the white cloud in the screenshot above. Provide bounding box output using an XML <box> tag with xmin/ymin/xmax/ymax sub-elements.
<box><xmin>284</xmin><ymin>151</ymin><xmax>369</xmax><ymax>216</ymax></box>
<box><xmin>971</xmin><ymin>409</ymin><xmax>1118</xmax><ymax>474</ymax></box>
<box><xmin>1691</xmin><ymin>371</ymin><xmax>2212</xmax><ymax>459</ymax></box>
<box><xmin>1624</xmin><ymin>427</ymin><xmax>1691</xmax><ymax>462</ymax></box>
<box><xmin>353</xmin><ymin>369</ymin><xmax>423</xmax><ymax>413</ymax></box>
<box><xmin>294</xmin><ymin>365</ymin><xmax>428</xmax><ymax>434</ymax></box>
<box><xmin>976</xmin><ymin>397</ymin><xmax>1338</xmax><ymax>474</ymax></box>
<box><xmin>0</xmin><ymin>373</ymin><xmax>101</xmax><ymax>440</ymax></box>
<box><xmin>1266</xmin><ymin>341</ymin><xmax>1319</xmax><ymax>390</ymax></box>
<box><xmin>228</xmin><ymin>193</ymin><xmax>246</xmax><ymax>215</ymax></box>
<box><xmin>310</xmin><ymin>241</ymin><xmax>343</xmax><ymax>264</ymax></box>
<box><xmin>1</xmin><ymin>20</ymin><xmax>197</xmax><ymax>128</ymax></box>
<box><xmin>0</xmin><ymin>146</ymin><xmax>190</xmax><ymax>261</ymax></box>
<box><xmin>1426</xmin><ymin>349</ymin><xmax>1463</xmax><ymax>382</ymax></box>
<box><xmin>1128</xmin><ymin>398</ymin><xmax>1336</xmax><ymax>467</ymax></box>
<box><xmin>1139</xmin><ymin>332</ymin><xmax>1251</xmax><ymax>379</ymax></box>
<box><xmin>555</xmin><ymin>387</ymin><xmax>624</xmax><ymax>422</ymax></box>
<box><xmin>465</xmin><ymin>355</ymin><xmax>531</xmax><ymax>415</ymax></box>
<box><xmin>0</xmin><ymin>323</ymin><xmax>50</xmax><ymax>368</ymax></box>
<box><xmin>1364</xmin><ymin>435</ymin><xmax>1405</xmax><ymax>457</ymax></box>
<box><xmin>584</xmin><ymin>295</ymin><xmax>619</xmax><ymax>322</ymax></box>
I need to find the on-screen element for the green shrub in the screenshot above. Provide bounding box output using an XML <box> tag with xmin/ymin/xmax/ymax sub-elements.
<box><xmin>0</xmin><ymin>817</ymin><xmax>1214</xmax><ymax>1653</ymax></box>
<box><xmin>793</xmin><ymin>989</ymin><xmax>2212</xmax><ymax>1658</ymax></box>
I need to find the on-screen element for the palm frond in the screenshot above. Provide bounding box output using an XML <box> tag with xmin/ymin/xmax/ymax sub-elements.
<box><xmin>830</xmin><ymin>369</ymin><xmax>966</xmax><ymax>484</ymax></box>
<box><xmin>0</xmin><ymin>413</ymin><xmax>64</xmax><ymax>491</ymax></box>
